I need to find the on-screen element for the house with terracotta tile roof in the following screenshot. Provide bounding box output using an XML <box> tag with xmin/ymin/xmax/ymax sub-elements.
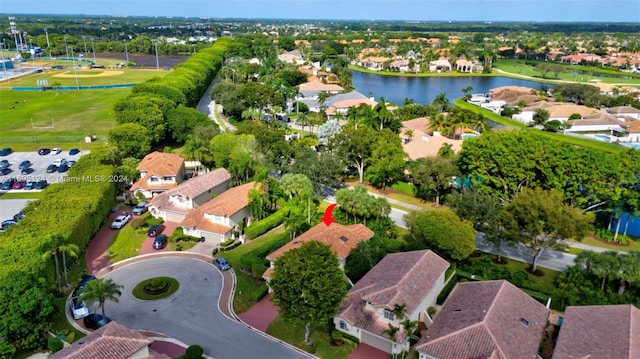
<box><xmin>49</xmin><ymin>321</ymin><xmax>170</xmax><ymax>359</ymax></box>
<box><xmin>262</xmin><ymin>222</ymin><xmax>374</xmax><ymax>281</ymax></box>
<box><xmin>334</xmin><ymin>250</ymin><xmax>450</xmax><ymax>355</ymax></box>
<box><xmin>298</xmin><ymin>80</ymin><xmax>344</xmax><ymax>100</ymax></box>
<box><xmin>149</xmin><ymin>168</ymin><xmax>232</xmax><ymax>222</ymax></box>
<box><xmin>415</xmin><ymin>280</ymin><xmax>549</xmax><ymax>359</ymax></box>
<box><xmin>428</xmin><ymin>59</ymin><xmax>452</xmax><ymax>72</ymax></box>
<box><xmin>180</xmin><ymin>181</ymin><xmax>257</xmax><ymax>244</ymax></box>
<box><xmin>277</xmin><ymin>49</ymin><xmax>305</xmax><ymax>65</ymax></box>
<box><xmin>454</xmin><ymin>58</ymin><xmax>483</xmax><ymax>73</ymax></box>
<box><xmin>130</xmin><ymin>152</ymin><xmax>185</xmax><ymax>199</ymax></box>
<box><xmin>512</xmin><ymin>102</ymin><xmax>601</xmax><ymax>125</ymax></box>
<box><xmin>606</xmin><ymin>105</ymin><xmax>640</xmax><ymax>120</ymax></box>
<box><xmin>553</xmin><ymin>304</ymin><xmax>640</xmax><ymax>359</ymax></box>
<box><xmin>322</xmin><ymin>91</ymin><xmax>378</xmax><ymax>119</ymax></box>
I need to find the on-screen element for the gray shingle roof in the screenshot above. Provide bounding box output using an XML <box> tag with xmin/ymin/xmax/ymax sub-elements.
<box><xmin>323</xmin><ymin>91</ymin><xmax>369</xmax><ymax>108</ymax></box>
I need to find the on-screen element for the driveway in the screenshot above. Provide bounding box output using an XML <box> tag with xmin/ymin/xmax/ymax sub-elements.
<box><xmin>102</xmin><ymin>257</ymin><xmax>311</xmax><ymax>359</ymax></box>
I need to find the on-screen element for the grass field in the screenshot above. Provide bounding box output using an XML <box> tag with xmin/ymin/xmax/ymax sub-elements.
<box><xmin>0</xmin><ymin>68</ymin><xmax>165</xmax><ymax>88</ymax></box>
<box><xmin>267</xmin><ymin>317</ymin><xmax>352</xmax><ymax>359</ymax></box>
<box><xmin>349</xmin><ymin>64</ymin><xmax>493</xmax><ymax>78</ymax></box>
<box><xmin>0</xmin><ymin>68</ymin><xmax>166</xmax><ymax>148</ymax></box>
<box><xmin>494</xmin><ymin>59</ymin><xmax>640</xmax><ymax>87</ymax></box>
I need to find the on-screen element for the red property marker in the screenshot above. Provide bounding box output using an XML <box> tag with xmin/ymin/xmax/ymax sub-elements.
<box><xmin>321</xmin><ymin>203</ymin><xmax>337</xmax><ymax>226</ymax></box>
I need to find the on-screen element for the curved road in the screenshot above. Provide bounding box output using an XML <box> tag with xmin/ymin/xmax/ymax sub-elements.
<box><xmin>102</xmin><ymin>257</ymin><xmax>310</xmax><ymax>359</ymax></box>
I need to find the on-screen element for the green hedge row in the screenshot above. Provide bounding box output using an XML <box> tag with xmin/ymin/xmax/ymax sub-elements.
<box><xmin>245</xmin><ymin>208</ymin><xmax>289</xmax><ymax>239</ymax></box>
<box><xmin>0</xmin><ymin>147</ymin><xmax>116</xmax><ymax>281</ymax></box>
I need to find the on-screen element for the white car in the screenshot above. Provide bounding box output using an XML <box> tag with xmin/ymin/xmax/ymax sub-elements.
<box><xmin>111</xmin><ymin>212</ymin><xmax>131</xmax><ymax>229</ymax></box>
<box><xmin>51</xmin><ymin>148</ymin><xmax>62</xmax><ymax>155</ymax></box>
<box><xmin>70</xmin><ymin>297</ymin><xmax>90</xmax><ymax>319</ymax></box>
<box><xmin>52</xmin><ymin>158</ymin><xmax>67</xmax><ymax>166</ymax></box>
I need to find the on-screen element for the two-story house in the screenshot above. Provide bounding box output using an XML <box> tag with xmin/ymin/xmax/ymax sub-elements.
<box><xmin>179</xmin><ymin>181</ymin><xmax>257</xmax><ymax>244</ymax></box>
<box><xmin>334</xmin><ymin>250</ymin><xmax>449</xmax><ymax>355</ymax></box>
<box><xmin>148</xmin><ymin>168</ymin><xmax>232</xmax><ymax>222</ymax></box>
<box><xmin>262</xmin><ymin>222</ymin><xmax>374</xmax><ymax>281</ymax></box>
<box><xmin>130</xmin><ymin>152</ymin><xmax>185</xmax><ymax>199</ymax></box>
<box><xmin>50</xmin><ymin>321</ymin><xmax>170</xmax><ymax>359</ymax></box>
<box><xmin>415</xmin><ymin>280</ymin><xmax>549</xmax><ymax>359</ymax></box>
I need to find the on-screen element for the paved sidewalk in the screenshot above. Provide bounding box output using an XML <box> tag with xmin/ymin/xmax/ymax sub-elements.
<box><xmin>238</xmin><ymin>293</ymin><xmax>279</xmax><ymax>332</ymax></box>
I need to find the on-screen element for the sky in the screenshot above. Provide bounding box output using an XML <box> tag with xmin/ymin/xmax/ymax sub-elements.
<box><xmin>1</xmin><ymin>0</ymin><xmax>639</xmax><ymax>23</ymax></box>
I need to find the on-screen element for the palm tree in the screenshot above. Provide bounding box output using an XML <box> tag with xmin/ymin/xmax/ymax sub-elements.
<box><xmin>462</xmin><ymin>86</ymin><xmax>473</xmax><ymax>101</ymax></box>
<box><xmin>374</xmin><ymin>97</ymin><xmax>393</xmax><ymax>130</ymax></box>
<box><xmin>59</xmin><ymin>243</ymin><xmax>80</xmax><ymax>288</ymax></box>
<box><xmin>432</xmin><ymin>92</ymin><xmax>450</xmax><ymax>113</ymax></box>
<box><xmin>401</xmin><ymin>318</ymin><xmax>419</xmax><ymax>341</ymax></box>
<box><xmin>391</xmin><ymin>303</ymin><xmax>408</xmax><ymax>321</ymax></box>
<box><xmin>404</xmin><ymin>129</ymin><xmax>414</xmax><ymax>143</ymax></box>
<box><xmin>382</xmin><ymin>324</ymin><xmax>399</xmax><ymax>342</ymax></box>
<box><xmin>42</xmin><ymin>233</ymin><xmax>64</xmax><ymax>292</ymax></box>
<box><xmin>532</xmin><ymin>108</ymin><xmax>550</xmax><ymax>127</ymax></box>
<box><xmin>79</xmin><ymin>278</ymin><xmax>124</xmax><ymax>318</ymax></box>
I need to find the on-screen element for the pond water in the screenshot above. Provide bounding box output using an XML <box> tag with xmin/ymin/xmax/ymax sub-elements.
<box><xmin>352</xmin><ymin>71</ymin><xmax>551</xmax><ymax>105</ymax></box>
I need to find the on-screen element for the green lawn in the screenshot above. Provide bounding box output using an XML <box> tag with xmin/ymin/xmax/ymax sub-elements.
<box><xmin>1</xmin><ymin>68</ymin><xmax>167</xmax><ymax>88</ymax></box>
<box><xmin>454</xmin><ymin>99</ymin><xmax>625</xmax><ymax>154</ymax></box>
<box><xmin>343</xmin><ymin>179</ymin><xmax>434</xmax><ymax>211</ymax></box>
<box><xmin>0</xmin><ymin>191</ymin><xmax>45</xmax><ymax>200</ymax></box>
<box><xmin>574</xmin><ymin>233</ymin><xmax>640</xmax><ymax>252</ymax></box>
<box><xmin>349</xmin><ymin>64</ymin><xmax>492</xmax><ymax>78</ymax></box>
<box><xmin>107</xmin><ymin>225</ymin><xmax>146</xmax><ymax>262</ymax></box>
<box><xmin>494</xmin><ymin>59</ymin><xmax>640</xmax><ymax>87</ymax></box>
<box><xmin>468</xmin><ymin>252</ymin><xmax>560</xmax><ymax>288</ymax></box>
<box><xmin>267</xmin><ymin>316</ymin><xmax>353</xmax><ymax>359</ymax></box>
<box><xmin>224</xmin><ymin>226</ymin><xmax>289</xmax><ymax>313</ymax></box>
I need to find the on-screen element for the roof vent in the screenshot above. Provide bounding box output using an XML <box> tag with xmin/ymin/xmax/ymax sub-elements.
<box><xmin>78</xmin><ymin>341</ymin><xmax>85</xmax><ymax>345</ymax></box>
<box><xmin>520</xmin><ymin>318</ymin><xmax>529</xmax><ymax>327</ymax></box>
<box><xmin>453</xmin><ymin>309</ymin><xmax>462</xmax><ymax>312</ymax></box>
<box><xmin>340</xmin><ymin>235</ymin><xmax>348</xmax><ymax>242</ymax></box>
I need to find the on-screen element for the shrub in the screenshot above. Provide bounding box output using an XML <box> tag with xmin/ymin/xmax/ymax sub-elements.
<box><xmin>251</xmin><ymin>285</ymin><xmax>269</xmax><ymax>302</ymax></box>
<box><xmin>0</xmin><ymin>340</ymin><xmax>16</xmax><ymax>359</ymax></box>
<box><xmin>185</xmin><ymin>344</ymin><xmax>205</xmax><ymax>359</ymax></box>
<box><xmin>129</xmin><ymin>217</ymin><xmax>146</xmax><ymax>230</ymax></box>
<box><xmin>212</xmin><ymin>248</ymin><xmax>219</xmax><ymax>256</ymax></box>
<box><xmin>219</xmin><ymin>241</ymin><xmax>242</xmax><ymax>252</ymax></box>
<box><xmin>48</xmin><ymin>337</ymin><xmax>63</xmax><ymax>353</ymax></box>
<box><xmin>427</xmin><ymin>306</ymin><xmax>437</xmax><ymax>316</ymax></box>
<box><xmin>220</xmin><ymin>238</ymin><xmax>235</xmax><ymax>247</ymax></box>
<box><xmin>245</xmin><ymin>208</ymin><xmax>288</xmax><ymax>239</ymax></box>
<box><xmin>340</xmin><ymin>332</ymin><xmax>360</xmax><ymax>348</ymax></box>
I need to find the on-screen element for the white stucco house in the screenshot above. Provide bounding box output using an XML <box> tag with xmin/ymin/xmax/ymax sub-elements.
<box><xmin>179</xmin><ymin>181</ymin><xmax>257</xmax><ymax>244</ymax></box>
<box><xmin>148</xmin><ymin>168</ymin><xmax>232</xmax><ymax>222</ymax></box>
<box><xmin>334</xmin><ymin>250</ymin><xmax>449</xmax><ymax>356</ymax></box>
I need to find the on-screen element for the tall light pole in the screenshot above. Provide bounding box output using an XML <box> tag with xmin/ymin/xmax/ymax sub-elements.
<box><xmin>152</xmin><ymin>39</ymin><xmax>159</xmax><ymax>70</ymax></box>
<box><xmin>124</xmin><ymin>40</ymin><xmax>129</xmax><ymax>63</ymax></box>
<box><xmin>44</xmin><ymin>28</ymin><xmax>51</xmax><ymax>58</ymax></box>
<box><xmin>0</xmin><ymin>42</ymin><xmax>9</xmax><ymax>80</ymax></box>
<box><xmin>63</xmin><ymin>36</ymin><xmax>69</xmax><ymax>59</ymax></box>
<box><xmin>90</xmin><ymin>38</ymin><xmax>96</xmax><ymax>62</ymax></box>
<box><xmin>82</xmin><ymin>36</ymin><xmax>88</xmax><ymax>57</ymax></box>
<box><xmin>70</xmin><ymin>47</ymin><xmax>79</xmax><ymax>89</ymax></box>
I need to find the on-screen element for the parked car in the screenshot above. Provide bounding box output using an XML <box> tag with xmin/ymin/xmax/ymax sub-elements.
<box><xmin>0</xmin><ymin>168</ymin><xmax>11</xmax><ymax>175</ymax></box>
<box><xmin>153</xmin><ymin>235</ymin><xmax>168</xmax><ymax>250</ymax></box>
<box><xmin>69</xmin><ymin>297</ymin><xmax>90</xmax><ymax>319</ymax></box>
<box><xmin>67</xmin><ymin>160</ymin><xmax>76</xmax><ymax>167</ymax></box>
<box><xmin>0</xmin><ymin>160</ymin><xmax>9</xmax><ymax>169</ymax></box>
<box><xmin>147</xmin><ymin>224</ymin><xmax>165</xmax><ymax>237</ymax></box>
<box><xmin>111</xmin><ymin>212</ymin><xmax>131</xmax><ymax>229</ymax></box>
<box><xmin>73</xmin><ymin>275</ymin><xmax>96</xmax><ymax>297</ymax></box>
<box><xmin>13</xmin><ymin>211</ymin><xmax>25</xmax><ymax>221</ymax></box>
<box><xmin>57</xmin><ymin>163</ymin><xmax>69</xmax><ymax>173</ymax></box>
<box><xmin>34</xmin><ymin>180</ymin><xmax>48</xmax><ymax>190</ymax></box>
<box><xmin>38</xmin><ymin>148</ymin><xmax>51</xmax><ymax>155</ymax></box>
<box><xmin>12</xmin><ymin>180</ymin><xmax>26</xmax><ymax>189</ymax></box>
<box><xmin>51</xmin><ymin>65</ymin><xmax>64</xmax><ymax>69</ymax></box>
<box><xmin>132</xmin><ymin>201</ymin><xmax>149</xmax><ymax>215</ymax></box>
<box><xmin>21</xmin><ymin>167</ymin><xmax>34</xmax><ymax>175</ymax></box>
<box><xmin>18</xmin><ymin>160</ymin><xmax>32</xmax><ymax>170</ymax></box>
<box><xmin>1</xmin><ymin>178</ymin><xmax>15</xmax><ymax>190</ymax></box>
<box><xmin>51</xmin><ymin>148</ymin><xmax>61</xmax><ymax>155</ymax></box>
<box><xmin>84</xmin><ymin>314</ymin><xmax>111</xmax><ymax>330</ymax></box>
<box><xmin>52</xmin><ymin>158</ymin><xmax>67</xmax><ymax>166</ymax></box>
<box><xmin>213</xmin><ymin>257</ymin><xmax>231</xmax><ymax>271</ymax></box>
<box><xmin>46</xmin><ymin>164</ymin><xmax>58</xmax><ymax>173</ymax></box>
<box><xmin>1</xmin><ymin>220</ymin><xmax>17</xmax><ymax>230</ymax></box>
<box><xmin>69</xmin><ymin>148</ymin><xmax>80</xmax><ymax>155</ymax></box>
<box><xmin>24</xmin><ymin>181</ymin><xmax>35</xmax><ymax>190</ymax></box>
<box><xmin>0</xmin><ymin>148</ymin><xmax>12</xmax><ymax>156</ymax></box>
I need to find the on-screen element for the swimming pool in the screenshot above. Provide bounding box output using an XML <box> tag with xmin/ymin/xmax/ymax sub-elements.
<box><xmin>621</xmin><ymin>143</ymin><xmax>640</xmax><ymax>150</ymax></box>
<box><xmin>594</xmin><ymin>134</ymin><xmax>611</xmax><ymax>142</ymax></box>
<box><xmin>461</xmin><ymin>134</ymin><xmax>478</xmax><ymax>140</ymax></box>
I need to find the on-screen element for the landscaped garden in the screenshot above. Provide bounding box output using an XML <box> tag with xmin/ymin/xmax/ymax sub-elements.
<box><xmin>132</xmin><ymin>277</ymin><xmax>180</xmax><ymax>300</ymax></box>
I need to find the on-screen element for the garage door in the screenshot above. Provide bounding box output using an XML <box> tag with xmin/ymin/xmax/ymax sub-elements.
<box><xmin>361</xmin><ymin>330</ymin><xmax>393</xmax><ymax>353</ymax></box>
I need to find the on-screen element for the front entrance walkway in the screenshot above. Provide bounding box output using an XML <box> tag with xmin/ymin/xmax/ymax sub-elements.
<box><xmin>349</xmin><ymin>343</ymin><xmax>389</xmax><ymax>359</ymax></box>
<box><xmin>238</xmin><ymin>293</ymin><xmax>279</xmax><ymax>332</ymax></box>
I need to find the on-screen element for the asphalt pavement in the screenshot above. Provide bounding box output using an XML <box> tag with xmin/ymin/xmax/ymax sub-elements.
<box><xmin>0</xmin><ymin>199</ymin><xmax>33</xmax><ymax>223</ymax></box>
<box><xmin>103</xmin><ymin>257</ymin><xmax>312</xmax><ymax>359</ymax></box>
<box><xmin>0</xmin><ymin>150</ymin><xmax>88</xmax><ymax>187</ymax></box>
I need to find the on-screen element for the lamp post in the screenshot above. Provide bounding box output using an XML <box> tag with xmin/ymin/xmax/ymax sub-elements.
<box><xmin>63</xmin><ymin>36</ymin><xmax>69</xmax><ymax>59</ymax></box>
<box><xmin>90</xmin><ymin>38</ymin><xmax>96</xmax><ymax>62</ymax></box>
<box><xmin>124</xmin><ymin>40</ymin><xmax>129</xmax><ymax>63</ymax></box>
<box><xmin>70</xmin><ymin>47</ymin><xmax>79</xmax><ymax>90</ymax></box>
<box><xmin>0</xmin><ymin>42</ymin><xmax>9</xmax><ymax>80</ymax></box>
<box><xmin>152</xmin><ymin>39</ymin><xmax>159</xmax><ymax>70</ymax></box>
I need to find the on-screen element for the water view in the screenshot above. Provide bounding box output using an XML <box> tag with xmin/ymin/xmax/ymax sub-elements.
<box><xmin>352</xmin><ymin>71</ymin><xmax>551</xmax><ymax>105</ymax></box>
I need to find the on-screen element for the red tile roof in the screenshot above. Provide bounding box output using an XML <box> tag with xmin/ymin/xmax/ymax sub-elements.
<box><xmin>137</xmin><ymin>151</ymin><xmax>184</xmax><ymax>177</ymax></box>
<box><xmin>415</xmin><ymin>280</ymin><xmax>550</xmax><ymax>359</ymax></box>
<box><xmin>49</xmin><ymin>321</ymin><xmax>167</xmax><ymax>359</ymax></box>
<box><xmin>150</xmin><ymin>168</ymin><xmax>231</xmax><ymax>213</ymax></box>
<box><xmin>553</xmin><ymin>304</ymin><xmax>640</xmax><ymax>359</ymax></box>
<box><xmin>266</xmin><ymin>222</ymin><xmax>373</xmax><ymax>262</ymax></box>
<box><xmin>337</xmin><ymin>250</ymin><xmax>449</xmax><ymax>342</ymax></box>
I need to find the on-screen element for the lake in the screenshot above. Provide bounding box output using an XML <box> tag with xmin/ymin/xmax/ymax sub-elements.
<box><xmin>352</xmin><ymin>71</ymin><xmax>551</xmax><ymax>105</ymax></box>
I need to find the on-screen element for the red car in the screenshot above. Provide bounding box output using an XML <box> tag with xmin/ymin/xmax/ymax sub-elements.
<box><xmin>12</xmin><ymin>180</ymin><xmax>26</xmax><ymax>189</ymax></box>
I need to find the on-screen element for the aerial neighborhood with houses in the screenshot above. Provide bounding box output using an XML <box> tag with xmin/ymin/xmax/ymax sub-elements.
<box><xmin>1</xmin><ymin>14</ymin><xmax>640</xmax><ymax>359</ymax></box>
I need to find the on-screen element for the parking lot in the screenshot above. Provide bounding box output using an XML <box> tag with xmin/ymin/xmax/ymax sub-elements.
<box><xmin>0</xmin><ymin>149</ymin><xmax>89</xmax><ymax>190</ymax></box>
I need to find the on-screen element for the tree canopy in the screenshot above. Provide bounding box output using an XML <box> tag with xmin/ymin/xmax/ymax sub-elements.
<box><xmin>404</xmin><ymin>209</ymin><xmax>476</xmax><ymax>260</ymax></box>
